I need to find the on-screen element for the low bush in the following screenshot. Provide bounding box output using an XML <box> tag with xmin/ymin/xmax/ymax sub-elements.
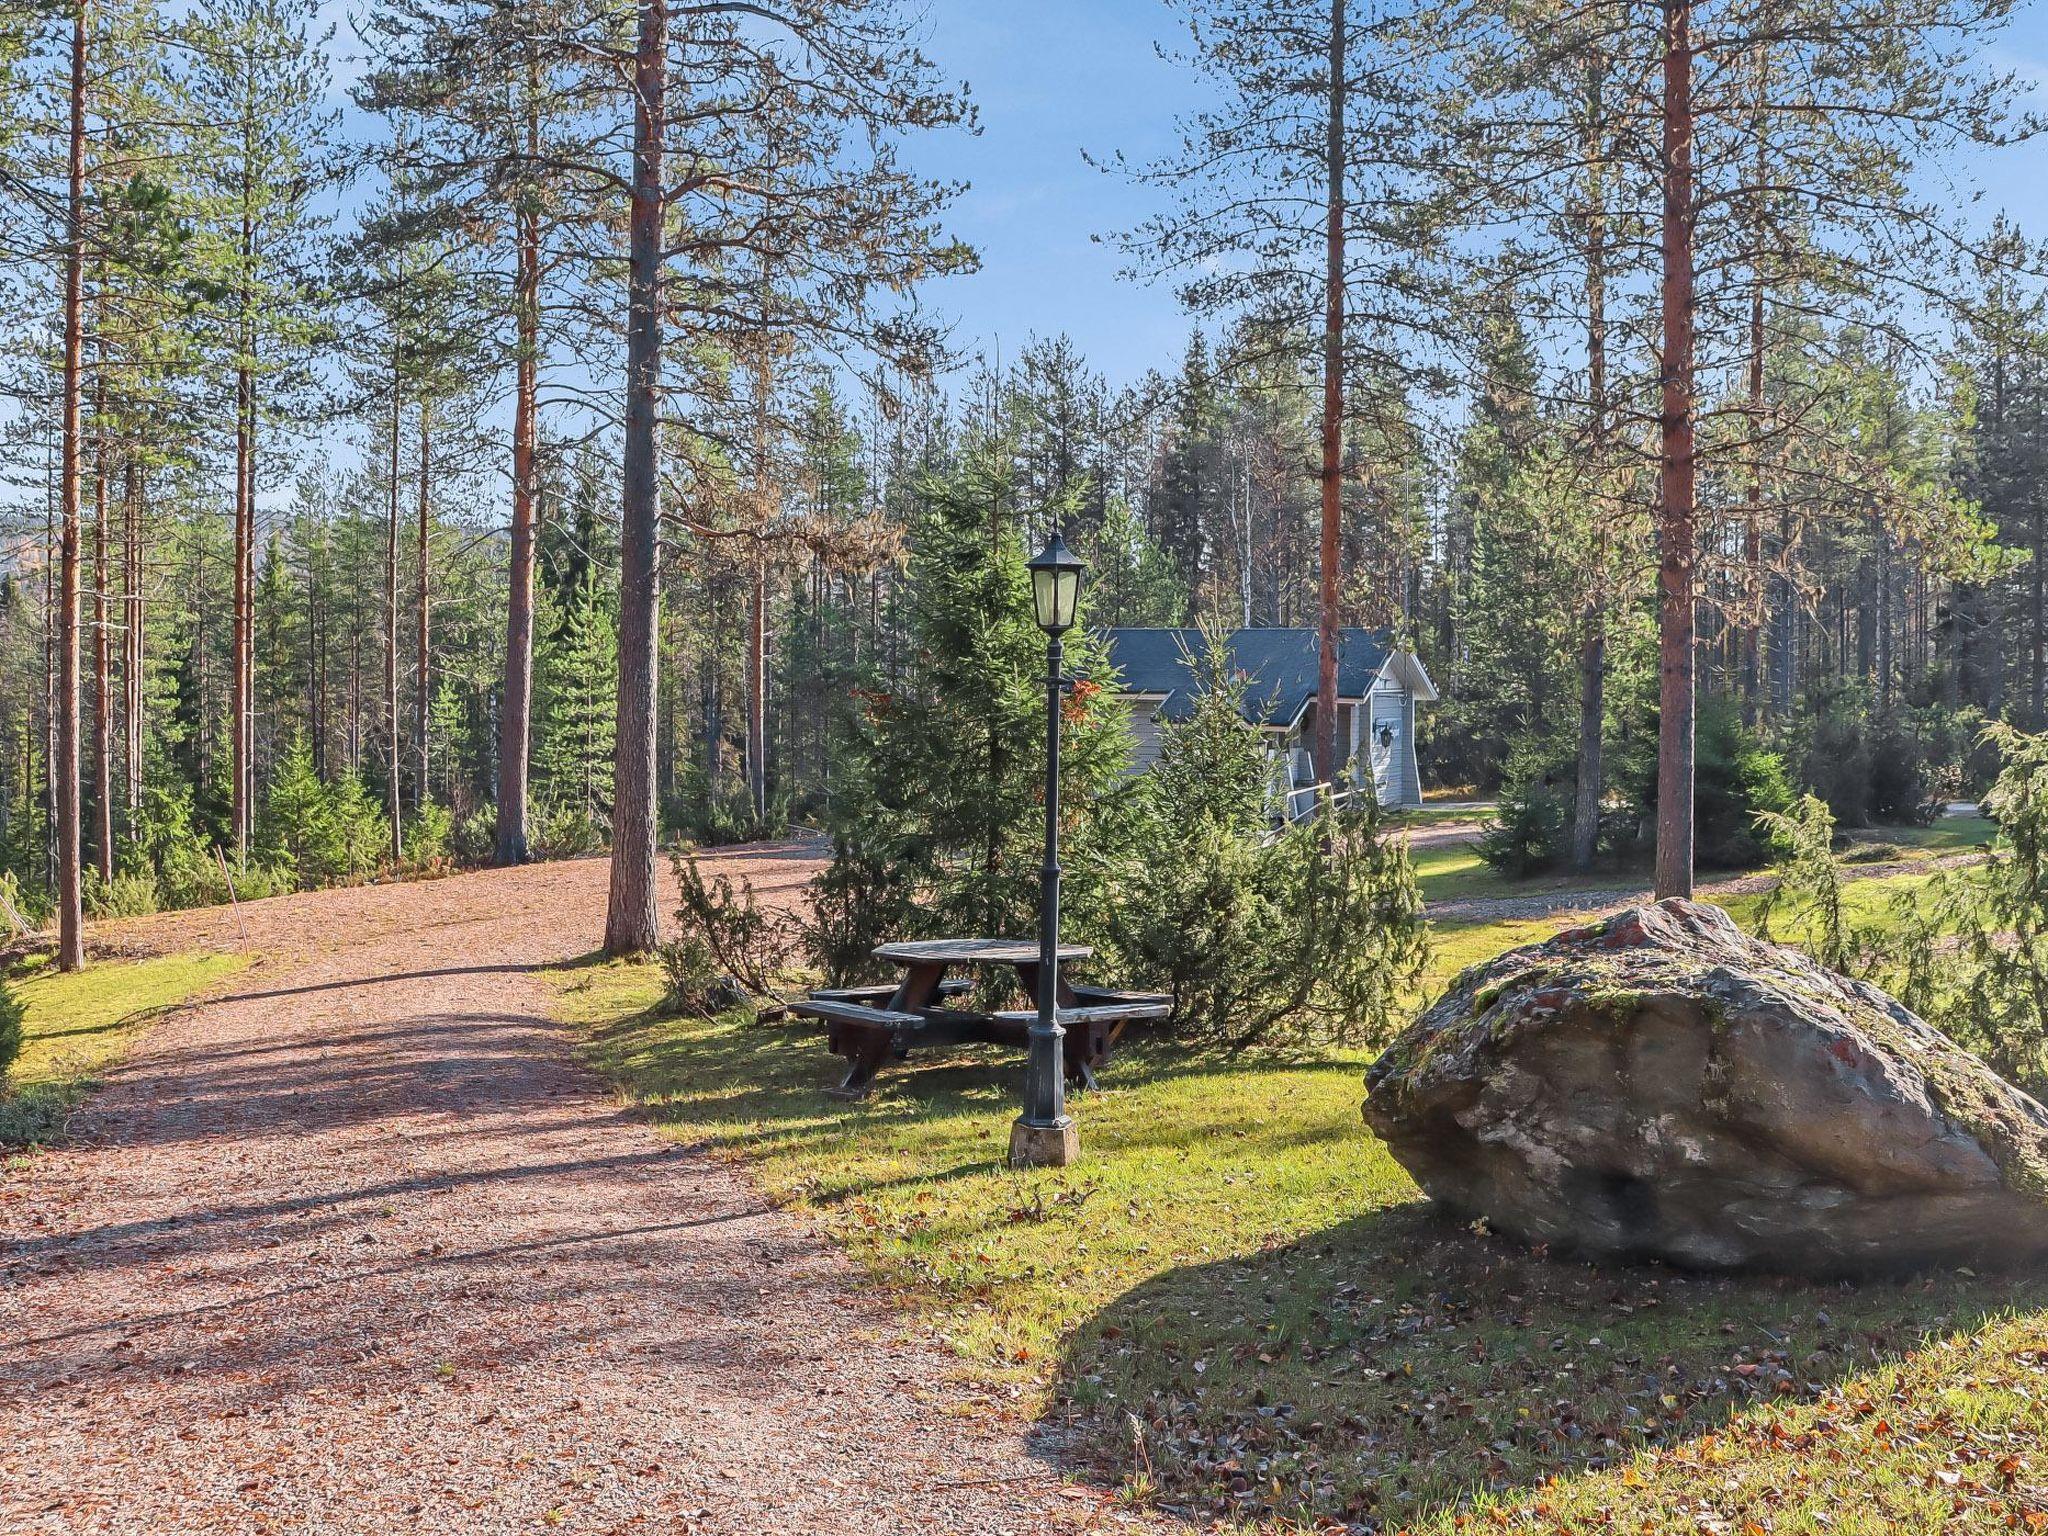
<box><xmin>0</xmin><ymin>870</ymin><xmax>50</xmax><ymax>931</ymax></box>
<box><xmin>665</xmin><ymin>767</ymin><xmax>790</xmax><ymax>847</ymax></box>
<box><xmin>0</xmin><ymin>1081</ymin><xmax>80</xmax><ymax>1149</ymax></box>
<box><xmin>531</xmin><ymin>799</ymin><xmax>607</xmax><ymax>859</ymax></box>
<box><xmin>403</xmin><ymin>801</ymin><xmax>455</xmax><ymax>873</ymax></box>
<box><xmin>663</xmin><ymin>846</ymin><xmax>804</xmax><ymax>1013</ymax></box>
<box><xmin>1790</xmin><ymin>682</ymin><xmax>1944</xmax><ymax>828</ymax></box>
<box><xmin>83</xmin><ymin>868</ymin><xmax>159</xmax><ymax>921</ymax></box>
<box><xmin>452</xmin><ymin>806</ymin><xmax>497</xmax><ymax>865</ymax></box>
<box><xmin>1693</xmin><ymin>700</ymin><xmax>1794</xmax><ymax>866</ymax></box>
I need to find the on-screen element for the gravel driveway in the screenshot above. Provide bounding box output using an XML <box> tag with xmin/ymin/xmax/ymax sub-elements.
<box><xmin>1</xmin><ymin>845</ymin><xmax>1158</xmax><ymax>1535</ymax></box>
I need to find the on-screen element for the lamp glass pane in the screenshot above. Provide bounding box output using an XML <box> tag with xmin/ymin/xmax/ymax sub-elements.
<box><xmin>1054</xmin><ymin>568</ymin><xmax>1080</xmax><ymax>629</ymax></box>
<box><xmin>1031</xmin><ymin>565</ymin><xmax>1058</xmax><ymax>631</ymax></box>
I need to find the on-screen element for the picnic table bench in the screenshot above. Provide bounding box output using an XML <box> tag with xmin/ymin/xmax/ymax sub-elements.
<box><xmin>792</xmin><ymin>938</ymin><xmax>1171</xmax><ymax>1100</ymax></box>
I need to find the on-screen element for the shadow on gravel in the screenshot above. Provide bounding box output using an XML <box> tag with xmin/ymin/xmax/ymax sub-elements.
<box><xmin>206</xmin><ymin>963</ymin><xmax>541</xmax><ymax>1005</ymax></box>
<box><xmin>1046</xmin><ymin>1207</ymin><xmax>2048</xmax><ymax>1531</ymax></box>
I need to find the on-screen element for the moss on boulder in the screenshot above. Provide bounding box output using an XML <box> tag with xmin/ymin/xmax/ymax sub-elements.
<box><xmin>1364</xmin><ymin>899</ymin><xmax>2048</xmax><ymax>1274</ymax></box>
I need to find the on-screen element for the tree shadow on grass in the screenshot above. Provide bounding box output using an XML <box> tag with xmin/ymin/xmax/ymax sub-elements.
<box><xmin>1046</xmin><ymin>1205</ymin><xmax>2048</xmax><ymax>1531</ymax></box>
<box><xmin>576</xmin><ymin>985</ymin><xmax>1362</xmax><ymax>1168</ymax></box>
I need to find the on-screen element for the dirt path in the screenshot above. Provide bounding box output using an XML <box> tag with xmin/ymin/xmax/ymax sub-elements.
<box><xmin>0</xmin><ymin>843</ymin><xmax>1154</xmax><ymax>1535</ymax></box>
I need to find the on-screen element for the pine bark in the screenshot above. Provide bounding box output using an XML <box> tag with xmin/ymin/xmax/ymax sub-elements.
<box><xmin>416</xmin><ymin>402</ymin><xmax>431</xmax><ymax>810</ymax></box>
<box><xmin>91</xmin><ymin>390</ymin><xmax>112</xmax><ymax>885</ymax></box>
<box><xmin>496</xmin><ymin>190</ymin><xmax>540</xmax><ymax>865</ymax></box>
<box><xmin>231</xmin><ymin>217</ymin><xmax>254</xmax><ymax>866</ymax></box>
<box><xmin>55</xmin><ymin>0</ymin><xmax>88</xmax><ymax>970</ymax></box>
<box><xmin>1741</xmin><ymin>280</ymin><xmax>1765</xmax><ymax>725</ymax></box>
<box><xmin>604</xmin><ymin>0</ymin><xmax>667</xmax><ymax>956</ymax></box>
<box><xmin>123</xmin><ymin>459</ymin><xmax>142</xmax><ymax>844</ymax></box>
<box><xmin>746</xmin><ymin>550</ymin><xmax>766</xmax><ymax>822</ymax></box>
<box><xmin>1654</xmin><ymin>0</ymin><xmax>1697</xmax><ymax>901</ymax></box>
<box><xmin>386</xmin><ymin>378</ymin><xmax>403</xmax><ymax>864</ymax></box>
<box><xmin>1312</xmin><ymin>0</ymin><xmax>1346</xmax><ymax>796</ymax></box>
<box><xmin>1570</xmin><ymin>57</ymin><xmax>1609</xmax><ymax>874</ymax></box>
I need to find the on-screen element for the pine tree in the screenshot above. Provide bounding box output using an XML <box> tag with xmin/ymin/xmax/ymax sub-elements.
<box><xmin>814</xmin><ymin>445</ymin><xmax>1129</xmax><ymax>974</ymax></box>
<box><xmin>532</xmin><ymin>573</ymin><xmax>618</xmax><ymax>829</ymax></box>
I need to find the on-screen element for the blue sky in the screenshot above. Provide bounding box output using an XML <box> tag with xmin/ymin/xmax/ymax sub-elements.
<box><xmin>903</xmin><ymin>1</ymin><xmax>1208</xmax><ymax>388</ymax></box>
<box><xmin>317</xmin><ymin>0</ymin><xmax>2048</xmax><ymax>394</ymax></box>
<box><xmin>318</xmin><ymin>0</ymin><xmax>1210</xmax><ymax>395</ymax></box>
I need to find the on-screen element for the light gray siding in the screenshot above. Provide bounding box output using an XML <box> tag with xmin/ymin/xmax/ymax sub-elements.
<box><xmin>1125</xmin><ymin>698</ymin><xmax>1165</xmax><ymax>774</ymax></box>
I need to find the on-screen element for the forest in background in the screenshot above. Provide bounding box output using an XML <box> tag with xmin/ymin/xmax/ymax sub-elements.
<box><xmin>1</xmin><ymin>0</ymin><xmax>2046</xmax><ymax>963</ymax></box>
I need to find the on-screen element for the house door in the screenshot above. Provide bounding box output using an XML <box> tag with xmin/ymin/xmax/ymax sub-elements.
<box><xmin>1368</xmin><ymin>708</ymin><xmax>1400</xmax><ymax>799</ymax></box>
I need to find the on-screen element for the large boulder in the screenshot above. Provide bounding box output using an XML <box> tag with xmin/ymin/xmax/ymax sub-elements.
<box><xmin>1363</xmin><ymin>899</ymin><xmax>2048</xmax><ymax>1274</ymax></box>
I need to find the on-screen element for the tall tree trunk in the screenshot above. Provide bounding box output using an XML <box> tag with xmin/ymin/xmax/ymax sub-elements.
<box><xmin>2034</xmin><ymin>493</ymin><xmax>2044</xmax><ymax>726</ymax></box>
<box><xmin>123</xmin><ymin>459</ymin><xmax>142</xmax><ymax>845</ymax></box>
<box><xmin>1312</xmin><ymin>0</ymin><xmax>1346</xmax><ymax>796</ymax></box>
<box><xmin>55</xmin><ymin>0</ymin><xmax>88</xmax><ymax>971</ymax></box>
<box><xmin>745</xmin><ymin>342</ymin><xmax>772</xmax><ymax>825</ymax></box>
<box><xmin>45</xmin><ymin>433</ymin><xmax>58</xmax><ymax>894</ymax></box>
<box><xmin>416</xmin><ymin>400</ymin><xmax>431</xmax><ymax>812</ymax></box>
<box><xmin>231</xmin><ymin>259</ymin><xmax>254</xmax><ymax>865</ymax></box>
<box><xmin>495</xmin><ymin>183</ymin><xmax>541</xmax><ymax>865</ymax></box>
<box><xmin>91</xmin><ymin>391</ymin><xmax>112</xmax><ymax>885</ymax></box>
<box><xmin>746</xmin><ymin>548</ymin><xmax>766</xmax><ymax>823</ymax></box>
<box><xmin>604</xmin><ymin>0</ymin><xmax>667</xmax><ymax>956</ymax></box>
<box><xmin>307</xmin><ymin>498</ymin><xmax>323</xmax><ymax>777</ymax></box>
<box><xmin>386</xmin><ymin>378</ymin><xmax>403</xmax><ymax>864</ymax></box>
<box><xmin>1654</xmin><ymin>0</ymin><xmax>1697</xmax><ymax>900</ymax></box>
<box><xmin>1741</xmin><ymin>280</ymin><xmax>1765</xmax><ymax>724</ymax></box>
<box><xmin>1570</xmin><ymin>55</ymin><xmax>1609</xmax><ymax>874</ymax></box>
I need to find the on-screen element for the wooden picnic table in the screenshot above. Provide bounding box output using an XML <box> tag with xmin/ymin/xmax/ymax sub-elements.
<box><xmin>792</xmin><ymin>938</ymin><xmax>1170</xmax><ymax>1100</ymax></box>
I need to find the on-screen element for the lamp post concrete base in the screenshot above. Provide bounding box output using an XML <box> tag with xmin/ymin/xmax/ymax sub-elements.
<box><xmin>1009</xmin><ymin>1116</ymin><xmax>1079</xmax><ymax>1169</ymax></box>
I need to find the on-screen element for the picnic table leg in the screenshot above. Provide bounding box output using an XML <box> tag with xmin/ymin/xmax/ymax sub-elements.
<box><xmin>1017</xmin><ymin>961</ymin><xmax>1096</xmax><ymax>1089</ymax></box>
<box><xmin>891</xmin><ymin>961</ymin><xmax>947</xmax><ymax>1011</ymax></box>
<box><xmin>1063</xmin><ymin>1018</ymin><xmax>1108</xmax><ymax>1091</ymax></box>
<box><xmin>826</xmin><ymin>1025</ymin><xmax>895</xmax><ymax>1101</ymax></box>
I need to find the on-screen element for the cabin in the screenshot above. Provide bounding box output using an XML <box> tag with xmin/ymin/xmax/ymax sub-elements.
<box><xmin>1103</xmin><ymin>627</ymin><xmax>1437</xmax><ymax>814</ymax></box>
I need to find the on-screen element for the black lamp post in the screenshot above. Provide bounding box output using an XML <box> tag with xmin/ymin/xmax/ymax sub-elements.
<box><xmin>1011</xmin><ymin>528</ymin><xmax>1086</xmax><ymax>1169</ymax></box>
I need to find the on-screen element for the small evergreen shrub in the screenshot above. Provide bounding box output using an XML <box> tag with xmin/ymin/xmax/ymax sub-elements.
<box><xmin>665</xmin><ymin>767</ymin><xmax>789</xmax><ymax>847</ymax></box>
<box><xmin>1114</xmin><ymin>647</ymin><xmax>1430</xmax><ymax>1048</ymax></box>
<box><xmin>1878</xmin><ymin>724</ymin><xmax>2048</xmax><ymax>1092</ymax></box>
<box><xmin>531</xmin><ymin>799</ymin><xmax>607</xmax><ymax>859</ymax></box>
<box><xmin>83</xmin><ymin>868</ymin><xmax>159</xmax><ymax>921</ymax></box>
<box><xmin>667</xmin><ymin>846</ymin><xmax>803</xmax><ymax>1008</ymax></box>
<box><xmin>1693</xmin><ymin>700</ymin><xmax>1794</xmax><ymax>867</ymax></box>
<box><xmin>1478</xmin><ymin>744</ymin><xmax>1574</xmax><ymax>878</ymax></box>
<box><xmin>403</xmin><ymin>802</ymin><xmax>455</xmax><ymax>872</ymax></box>
<box><xmin>452</xmin><ymin>806</ymin><xmax>497</xmax><ymax>865</ymax></box>
<box><xmin>1790</xmin><ymin>682</ymin><xmax>1941</xmax><ymax>827</ymax></box>
<box><xmin>805</xmin><ymin>835</ymin><xmax>913</xmax><ymax>986</ymax></box>
<box><xmin>657</xmin><ymin>934</ymin><xmax>732</xmax><ymax>1017</ymax></box>
<box><xmin>1752</xmin><ymin>794</ymin><xmax>1853</xmax><ymax>972</ymax></box>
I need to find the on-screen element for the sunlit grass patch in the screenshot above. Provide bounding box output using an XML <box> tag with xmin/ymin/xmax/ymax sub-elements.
<box><xmin>2</xmin><ymin>950</ymin><xmax>246</xmax><ymax>1147</ymax></box>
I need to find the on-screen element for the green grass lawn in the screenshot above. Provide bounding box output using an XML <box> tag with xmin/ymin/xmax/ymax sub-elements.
<box><xmin>2</xmin><ymin>950</ymin><xmax>246</xmax><ymax>1147</ymax></box>
<box><xmin>556</xmin><ymin>858</ymin><xmax>2047</xmax><ymax>1533</ymax></box>
<box><xmin>1839</xmin><ymin>815</ymin><xmax>1997</xmax><ymax>860</ymax></box>
<box><xmin>1410</xmin><ymin>814</ymin><xmax>1995</xmax><ymax>910</ymax></box>
<box><xmin>1408</xmin><ymin>840</ymin><xmax>1621</xmax><ymax>906</ymax></box>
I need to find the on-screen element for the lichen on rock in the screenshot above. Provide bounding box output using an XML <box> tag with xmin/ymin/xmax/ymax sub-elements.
<box><xmin>1363</xmin><ymin>898</ymin><xmax>2048</xmax><ymax>1274</ymax></box>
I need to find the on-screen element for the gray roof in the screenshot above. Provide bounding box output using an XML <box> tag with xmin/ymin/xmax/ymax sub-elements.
<box><xmin>1103</xmin><ymin>626</ymin><xmax>1396</xmax><ymax>728</ymax></box>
